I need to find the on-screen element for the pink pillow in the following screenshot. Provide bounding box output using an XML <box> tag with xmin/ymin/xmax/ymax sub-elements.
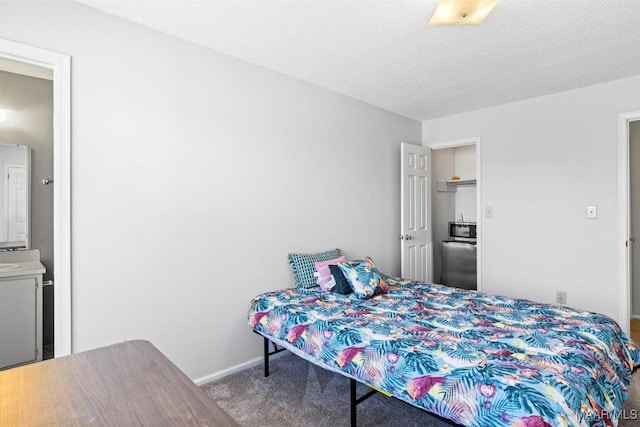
<box><xmin>314</xmin><ymin>256</ymin><xmax>346</xmax><ymax>291</ymax></box>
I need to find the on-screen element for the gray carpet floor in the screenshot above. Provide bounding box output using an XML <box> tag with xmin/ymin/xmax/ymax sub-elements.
<box><xmin>201</xmin><ymin>353</ymin><xmax>640</xmax><ymax>427</ymax></box>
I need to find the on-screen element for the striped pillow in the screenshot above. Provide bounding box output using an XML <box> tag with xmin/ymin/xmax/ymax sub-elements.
<box><xmin>288</xmin><ymin>248</ymin><xmax>341</xmax><ymax>289</ymax></box>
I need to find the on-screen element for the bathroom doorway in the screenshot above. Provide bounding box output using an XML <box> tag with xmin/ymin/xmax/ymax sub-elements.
<box><xmin>0</xmin><ymin>38</ymin><xmax>71</xmax><ymax>358</ymax></box>
<box><xmin>0</xmin><ymin>61</ymin><xmax>54</xmax><ymax>358</ymax></box>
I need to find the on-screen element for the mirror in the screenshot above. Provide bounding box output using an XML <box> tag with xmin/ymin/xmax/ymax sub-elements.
<box><xmin>0</xmin><ymin>144</ymin><xmax>29</xmax><ymax>250</ymax></box>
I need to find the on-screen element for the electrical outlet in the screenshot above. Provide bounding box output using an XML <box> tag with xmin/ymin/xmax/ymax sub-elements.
<box><xmin>556</xmin><ymin>291</ymin><xmax>567</xmax><ymax>305</ymax></box>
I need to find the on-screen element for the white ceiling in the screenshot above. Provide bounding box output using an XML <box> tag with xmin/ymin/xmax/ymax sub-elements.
<box><xmin>76</xmin><ymin>0</ymin><xmax>640</xmax><ymax>121</ymax></box>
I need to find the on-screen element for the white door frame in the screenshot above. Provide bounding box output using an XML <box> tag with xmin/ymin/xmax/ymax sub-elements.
<box><xmin>426</xmin><ymin>137</ymin><xmax>482</xmax><ymax>291</ymax></box>
<box><xmin>0</xmin><ymin>39</ymin><xmax>71</xmax><ymax>357</ymax></box>
<box><xmin>618</xmin><ymin>112</ymin><xmax>640</xmax><ymax>335</ymax></box>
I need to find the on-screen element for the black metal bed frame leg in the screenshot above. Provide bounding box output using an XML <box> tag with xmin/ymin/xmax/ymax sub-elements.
<box><xmin>257</xmin><ymin>331</ymin><xmax>384</xmax><ymax>427</ymax></box>
<box><xmin>350</xmin><ymin>378</ymin><xmax>379</xmax><ymax>427</ymax></box>
<box><xmin>263</xmin><ymin>336</ymin><xmax>270</xmax><ymax>377</ymax></box>
<box><xmin>256</xmin><ymin>332</ymin><xmax>455</xmax><ymax>427</ymax></box>
<box><xmin>257</xmin><ymin>334</ymin><xmax>460</xmax><ymax>427</ymax></box>
<box><xmin>258</xmin><ymin>334</ymin><xmax>286</xmax><ymax>378</ymax></box>
<box><xmin>350</xmin><ymin>379</ymin><xmax>357</xmax><ymax>427</ymax></box>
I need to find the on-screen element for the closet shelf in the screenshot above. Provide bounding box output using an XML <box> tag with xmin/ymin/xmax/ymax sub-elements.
<box><xmin>437</xmin><ymin>179</ymin><xmax>476</xmax><ymax>193</ymax></box>
<box><xmin>446</xmin><ymin>179</ymin><xmax>476</xmax><ymax>186</ymax></box>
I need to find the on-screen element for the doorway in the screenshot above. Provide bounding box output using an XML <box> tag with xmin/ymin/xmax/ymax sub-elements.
<box><xmin>623</xmin><ymin>116</ymin><xmax>640</xmax><ymax>341</ymax></box>
<box><xmin>631</xmin><ymin>121</ymin><xmax>640</xmax><ymax>324</ymax></box>
<box><xmin>0</xmin><ymin>39</ymin><xmax>71</xmax><ymax>357</ymax></box>
<box><xmin>619</xmin><ymin>112</ymin><xmax>640</xmax><ymax>337</ymax></box>
<box><xmin>427</xmin><ymin>137</ymin><xmax>482</xmax><ymax>291</ymax></box>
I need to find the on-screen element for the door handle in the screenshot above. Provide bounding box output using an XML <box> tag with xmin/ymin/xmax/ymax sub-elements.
<box><xmin>405</xmin><ymin>234</ymin><xmax>413</xmax><ymax>240</ymax></box>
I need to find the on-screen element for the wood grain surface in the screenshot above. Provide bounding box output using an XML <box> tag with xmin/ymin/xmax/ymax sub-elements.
<box><xmin>631</xmin><ymin>318</ymin><xmax>640</xmax><ymax>347</ymax></box>
<box><xmin>0</xmin><ymin>340</ymin><xmax>239</xmax><ymax>426</ymax></box>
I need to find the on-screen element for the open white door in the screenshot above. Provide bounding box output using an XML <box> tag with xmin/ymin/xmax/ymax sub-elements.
<box><xmin>5</xmin><ymin>165</ymin><xmax>28</xmax><ymax>243</ymax></box>
<box><xmin>400</xmin><ymin>143</ymin><xmax>432</xmax><ymax>281</ymax></box>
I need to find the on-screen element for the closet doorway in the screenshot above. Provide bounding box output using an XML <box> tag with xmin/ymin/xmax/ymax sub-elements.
<box><xmin>427</xmin><ymin>137</ymin><xmax>482</xmax><ymax>291</ymax></box>
<box><xmin>628</xmin><ymin>119</ymin><xmax>640</xmax><ymax>343</ymax></box>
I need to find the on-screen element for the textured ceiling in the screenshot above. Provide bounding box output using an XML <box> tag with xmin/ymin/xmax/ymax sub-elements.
<box><xmin>76</xmin><ymin>0</ymin><xmax>640</xmax><ymax>121</ymax></box>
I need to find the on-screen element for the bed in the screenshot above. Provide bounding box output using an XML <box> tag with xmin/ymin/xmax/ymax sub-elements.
<box><xmin>248</xmin><ymin>276</ymin><xmax>640</xmax><ymax>427</ymax></box>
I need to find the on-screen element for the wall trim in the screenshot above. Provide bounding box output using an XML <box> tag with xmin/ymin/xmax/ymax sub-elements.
<box><xmin>193</xmin><ymin>356</ymin><xmax>262</xmax><ymax>386</ymax></box>
<box><xmin>428</xmin><ymin>137</ymin><xmax>479</xmax><ymax>150</ymax></box>
<box><xmin>0</xmin><ymin>38</ymin><xmax>71</xmax><ymax>357</ymax></box>
<box><xmin>193</xmin><ymin>350</ymin><xmax>287</xmax><ymax>386</ymax></box>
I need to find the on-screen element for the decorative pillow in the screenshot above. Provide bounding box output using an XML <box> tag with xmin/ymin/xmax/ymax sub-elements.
<box><xmin>314</xmin><ymin>256</ymin><xmax>346</xmax><ymax>291</ymax></box>
<box><xmin>337</xmin><ymin>257</ymin><xmax>388</xmax><ymax>299</ymax></box>
<box><xmin>288</xmin><ymin>248</ymin><xmax>341</xmax><ymax>288</ymax></box>
<box><xmin>329</xmin><ymin>264</ymin><xmax>353</xmax><ymax>295</ymax></box>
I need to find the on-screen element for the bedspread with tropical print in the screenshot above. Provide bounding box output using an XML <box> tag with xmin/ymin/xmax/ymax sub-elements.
<box><xmin>248</xmin><ymin>279</ymin><xmax>640</xmax><ymax>427</ymax></box>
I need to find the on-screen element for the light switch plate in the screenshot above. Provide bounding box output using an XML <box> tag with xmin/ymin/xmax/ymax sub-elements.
<box><xmin>586</xmin><ymin>205</ymin><xmax>597</xmax><ymax>219</ymax></box>
<box><xmin>485</xmin><ymin>206</ymin><xmax>494</xmax><ymax>218</ymax></box>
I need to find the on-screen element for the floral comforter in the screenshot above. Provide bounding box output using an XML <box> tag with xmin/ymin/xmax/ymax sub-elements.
<box><xmin>248</xmin><ymin>279</ymin><xmax>640</xmax><ymax>427</ymax></box>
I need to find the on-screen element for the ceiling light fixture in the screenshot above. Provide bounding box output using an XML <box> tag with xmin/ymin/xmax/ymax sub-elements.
<box><xmin>429</xmin><ymin>0</ymin><xmax>500</xmax><ymax>25</ymax></box>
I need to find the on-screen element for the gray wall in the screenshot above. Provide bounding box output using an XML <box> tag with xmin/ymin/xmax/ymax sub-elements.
<box><xmin>0</xmin><ymin>1</ymin><xmax>421</xmax><ymax>380</ymax></box>
<box><xmin>0</xmin><ymin>70</ymin><xmax>53</xmax><ymax>280</ymax></box>
<box><xmin>631</xmin><ymin>121</ymin><xmax>640</xmax><ymax>316</ymax></box>
<box><xmin>424</xmin><ymin>75</ymin><xmax>640</xmax><ymax>324</ymax></box>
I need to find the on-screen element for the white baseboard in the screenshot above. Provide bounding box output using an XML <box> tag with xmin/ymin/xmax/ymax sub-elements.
<box><xmin>193</xmin><ymin>356</ymin><xmax>261</xmax><ymax>386</ymax></box>
<box><xmin>632</xmin><ymin>315</ymin><xmax>640</xmax><ymax>320</ymax></box>
<box><xmin>193</xmin><ymin>350</ymin><xmax>288</xmax><ymax>387</ymax></box>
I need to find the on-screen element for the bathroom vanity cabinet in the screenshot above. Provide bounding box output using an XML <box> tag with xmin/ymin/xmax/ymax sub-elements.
<box><xmin>0</xmin><ymin>275</ymin><xmax>42</xmax><ymax>369</ymax></box>
<box><xmin>0</xmin><ymin>250</ymin><xmax>45</xmax><ymax>370</ymax></box>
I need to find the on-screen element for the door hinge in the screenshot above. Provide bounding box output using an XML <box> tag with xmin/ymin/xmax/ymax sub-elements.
<box><xmin>35</xmin><ymin>348</ymin><xmax>39</xmax><ymax>358</ymax></box>
<box><xmin>35</xmin><ymin>277</ymin><xmax>39</xmax><ymax>290</ymax></box>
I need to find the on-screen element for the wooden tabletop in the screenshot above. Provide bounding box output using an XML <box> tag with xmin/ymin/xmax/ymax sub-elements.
<box><xmin>0</xmin><ymin>340</ymin><xmax>240</xmax><ymax>426</ymax></box>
